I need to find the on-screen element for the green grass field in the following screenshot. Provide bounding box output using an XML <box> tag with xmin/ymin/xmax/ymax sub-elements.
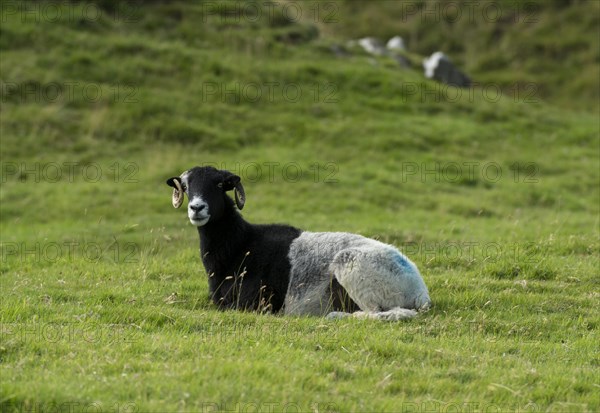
<box><xmin>1</xmin><ymin>1</ymin><xmax>599</xmax><ymax>412</ymax></box>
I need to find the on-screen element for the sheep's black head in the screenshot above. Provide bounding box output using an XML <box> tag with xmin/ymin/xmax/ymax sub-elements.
<box><xmin>166</xmin><ymin>166</ymin><xmax>245</xmax><ymax>227</ymax></box>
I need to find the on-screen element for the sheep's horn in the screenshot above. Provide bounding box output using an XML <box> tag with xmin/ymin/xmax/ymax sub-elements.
<box><xmin>172</xmin><ymin>179</ymin><xmax>184</xmax><ymax>209</ymax></box>
<box><xmin>234</xmin><ymin>182</ymin><xmax>245</xmax><ymax>210</ymax></box>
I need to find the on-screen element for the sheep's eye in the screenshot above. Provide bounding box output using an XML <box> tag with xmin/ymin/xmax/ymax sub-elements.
<box><xmin>217</xmin><ymin>182</ymin><xmax>223</xmax><ymax>188</ymax></box>
<box><xmin>181</xmin><ymin>184</ymin><xmax>187</xmax><ymax>191</ymax></box>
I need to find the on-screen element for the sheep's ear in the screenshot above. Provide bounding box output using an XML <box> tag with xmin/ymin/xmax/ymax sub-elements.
<box><xmin>222</xmin><ymin>173</ymin><xmax>245</xmax><ymax>210</ymax></box>
<box><xmin>166</xmin><ymin>177</ymin><xmax>184</xmax><ymax>209</ymax></box>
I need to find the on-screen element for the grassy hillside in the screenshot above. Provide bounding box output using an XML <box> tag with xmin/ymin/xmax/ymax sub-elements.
<box><xmin>313</xmin><ymin>0</ymin><xmax>600</xmax><ymax>112</ymax></box>
<box><xmin>1</xmin><ymin>1</ymin><xmax>598</xmax><ymax>412</ymax></box>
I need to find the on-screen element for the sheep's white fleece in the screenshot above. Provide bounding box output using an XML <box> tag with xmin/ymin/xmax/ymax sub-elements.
<box><xmin>284</xmin><ymin>232</ymin><xmax>430</xmax><ymax>319</ymax></box>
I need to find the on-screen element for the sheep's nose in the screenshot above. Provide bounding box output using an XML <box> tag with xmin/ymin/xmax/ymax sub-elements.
<box><xmin>190</xmin><ymin>204</ymin><xmax>206</xmax><ymax>212</ymax></box>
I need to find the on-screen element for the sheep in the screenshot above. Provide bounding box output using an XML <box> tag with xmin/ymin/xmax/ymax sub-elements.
<box><xmin>166</xmin><ymin>166</ymin><xmax>431</xmax><ymax>320</ymax></box>
<box><xmin>423</xmin><ymin>51</ymin><xmax>471</xmax><ymax>88</ymax></box>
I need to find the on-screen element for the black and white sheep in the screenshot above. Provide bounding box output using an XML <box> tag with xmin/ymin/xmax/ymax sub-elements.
<box><xmin>166</xmin><ymin>166</ymin><xmax>431</xmax><ymax>321</ymax></box>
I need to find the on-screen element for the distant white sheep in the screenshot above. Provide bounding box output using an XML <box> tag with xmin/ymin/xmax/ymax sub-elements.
<box><xmin>423</xmin><ymin>51</ymin><xmax>471</xmax><ymax>87</ymax></box>
<box><xmin>358</xmin><ymin>37</ymin><xmax>387</xmax><ymax>56</ymax></box>
<box><xmin>386</xmin><ymin>36</ymin><xmax>406</xmax><ymax>51</ymax></box>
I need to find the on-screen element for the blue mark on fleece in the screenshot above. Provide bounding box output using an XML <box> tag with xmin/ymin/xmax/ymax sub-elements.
<box><xmin>392</xmin><ymin>251</ymin><xmax>415</xmax><ymax>273</ymax></box>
